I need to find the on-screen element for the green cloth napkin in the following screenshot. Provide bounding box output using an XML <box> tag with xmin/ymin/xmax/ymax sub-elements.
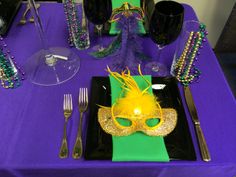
<box><xmin>109</xmin><ymin>0</ymin><xmax>146</xmax><ymax>35</ymax></box>
<box><xmin>109</xmin><ymin>75</ymin><xmax>170</xmax><ymax>161</ymax></box>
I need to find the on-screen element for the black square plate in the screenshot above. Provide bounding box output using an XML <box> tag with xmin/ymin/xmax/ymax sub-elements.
<box><xmin>85</xmin><ymin>77</ymin><xmax>196</xmax><ymax>160</ymax></box>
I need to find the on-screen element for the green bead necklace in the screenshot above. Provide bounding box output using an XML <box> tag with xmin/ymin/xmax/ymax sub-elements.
<box><xmin>0</xmin><ymin>36</ymin><xmax>25</xmax><ymax>89</ymax></box>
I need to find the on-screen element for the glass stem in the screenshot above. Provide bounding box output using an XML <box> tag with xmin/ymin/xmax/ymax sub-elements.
<box><xmin>96</xmin><ymin>24</ymin><xmax>103</xmax><ymax>50</ymax></box>
<box><xmin>151</xmin><ymin>45</ymin><xmax>165</xmax><ymax>72</ymax></box>
<box><xmin>28</xmin><ymin>0</ymin><xmax>55</xmax><ymax>65</ymax></box>
<box><xmin>156</xmin><ymin>44</ymin><xmax>165</xmax><ymax>60</ymax></box>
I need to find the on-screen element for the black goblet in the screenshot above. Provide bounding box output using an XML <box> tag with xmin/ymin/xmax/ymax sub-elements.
<box><xmin>145</xmin><ymin>0</ymin><xmax>184</xmax><ymax>76</ymax></box>
<box><xmin>83</xmin><ymin>0</ymin><xmax>112</xmax><ymax>51</ymax></box>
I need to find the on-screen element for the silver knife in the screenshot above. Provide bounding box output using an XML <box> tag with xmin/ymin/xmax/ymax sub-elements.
<box><xmin>184</xmin><ymin>86</ymin><xmax>211</xmax><ymax>162</ymax></box>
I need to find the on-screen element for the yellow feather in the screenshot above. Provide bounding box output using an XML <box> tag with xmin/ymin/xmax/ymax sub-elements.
<box><xmin>106</xmin><ymin>66</ymin><xmax>163</xmax><ymax>122</ymax></box>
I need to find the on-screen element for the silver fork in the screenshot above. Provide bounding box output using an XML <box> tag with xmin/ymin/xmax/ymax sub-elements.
<box><xmin>72</xmin><ymin>88</ymin><xmax>88</xmax><ymax>159</ymax></box>
<box><xmin>59</xmin><ymin>94</ymin><xmax>73</xmax><ymax>159</ymax></box>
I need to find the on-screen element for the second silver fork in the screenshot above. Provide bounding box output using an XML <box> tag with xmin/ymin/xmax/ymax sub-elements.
<box><xmin>72</xmin><ymin>88</ymin><xmax>88</xmax><ymax>159</ymax></box>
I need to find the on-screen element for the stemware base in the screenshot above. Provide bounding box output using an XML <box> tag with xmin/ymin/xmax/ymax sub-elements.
<box><xmin>24</xmin><ymin>47</ymin><xmax>80</xmax><ymax>86</ymax></box>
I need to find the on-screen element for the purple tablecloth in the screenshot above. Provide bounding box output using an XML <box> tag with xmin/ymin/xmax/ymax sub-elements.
<box><xmin>1</xmin><ymin>3</ymin><xmax>236</xmax><ymax>177</ymax></box>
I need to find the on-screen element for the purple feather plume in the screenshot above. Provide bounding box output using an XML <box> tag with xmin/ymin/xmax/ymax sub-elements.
<box><xmin>110</xmin><ymin>15</ymin><xmax>147</xmax><ymax>74</ymax></box>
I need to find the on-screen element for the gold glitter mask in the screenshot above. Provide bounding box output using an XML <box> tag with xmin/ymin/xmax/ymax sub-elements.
<box><xmin>97</xmin><ymin>66</ymin><xmax>177</xmax><ymax>136</ymax></box>
<box><xmin>98</xmin><ymin>107</ymin><xmax>177</xmax><ymax>136</ymax></box>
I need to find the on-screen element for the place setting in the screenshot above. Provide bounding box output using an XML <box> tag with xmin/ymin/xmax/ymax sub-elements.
<box><xmin>1</xmin><ymin>0</ymin><xmax>211</xmax><ymax>164</ymax></box>
<box><xmin>53</xmin><ymin>0</ymin><xmax>211</xmax><ymax>163</ymax></box>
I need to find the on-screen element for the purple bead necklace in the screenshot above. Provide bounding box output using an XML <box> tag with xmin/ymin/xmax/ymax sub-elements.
<box><xmin>174</xmin><ymin>23</ymin><xmax>208</xmax><ymax>86</ymax></box>
<box><xmin>63</xmin><ymin>0</ymin><xmax>90</xmax><ymax>49</ymax></box>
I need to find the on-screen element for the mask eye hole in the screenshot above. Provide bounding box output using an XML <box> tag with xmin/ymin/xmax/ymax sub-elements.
<box><xmin>116</xmin><ymin>118</ymin><xmax>132</xmax><ymax>127</ymax></box>
<box><xmin>145</xmin><ymin>118</ymin><xmax>160</xmax><ymax>127</ymax></box>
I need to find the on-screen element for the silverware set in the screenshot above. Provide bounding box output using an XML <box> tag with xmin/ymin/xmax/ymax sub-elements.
<box><xmin>18</xmin><ymin>3</ymin><xmax>40</xmax><ymax>25</ymax></box>
<box><xmin>59</xmin><ymin>88</ymin><xmax>88</xmax><ymax>159</ymax></box>
<box><xmin>59</xmin><ymin>86</ymin><xmax>210</xmax><ymax>161</ymax></box>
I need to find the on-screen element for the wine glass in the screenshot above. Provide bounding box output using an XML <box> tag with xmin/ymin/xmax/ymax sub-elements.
<box><xmin>83</xmin><ymin>0</ymin><xmax>112</xmax><ymax>51</ymax></box>
<box><xmin>145</xmin><ymin>0</ymin><xmax>184</xmax><ymax>76</ymax></box>
<box><xmin>24</xmin><ymin>0</ymin><xmax>80</xmax><ymax>86</ymax></box>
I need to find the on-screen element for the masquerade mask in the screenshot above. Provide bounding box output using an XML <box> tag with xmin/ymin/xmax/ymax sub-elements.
<box><xmin>98</xmin><ymin>107</ymin><xmax>177</xmax><ymax>136</ymax></box>
<box><xmin>98</xmin><ymin>66</ymin><xmax>177</xmax><ymax>136</ymax></box>
<box><xmin>109</xmin><ymin>2</ymin><xmax>145</xmax><ymax>23</ymax></box>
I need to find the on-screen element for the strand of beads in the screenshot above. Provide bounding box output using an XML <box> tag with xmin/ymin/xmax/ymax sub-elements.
<box><xmin>63</xmin><ymin>0</ymin><xmax>78</xmax><ymax>46</ymax></box>
<box><xmin>174</xmin><ymin>23</ymin><xmax>208</xmax><ymax>86</ymax></box>
<box><xmin>0</xmin><ymin>36</ymin><xmax>25</xmax><ymax>89</ymax></box>
<box><xmin>63</xmin><ymin>0</ymin><xmax>89</xmax><ymax>49</ymax></box>
<box><xmin>175</xmin><ymin>31</ymin><xmax>194</xmax><ymax>78</ymax></box>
